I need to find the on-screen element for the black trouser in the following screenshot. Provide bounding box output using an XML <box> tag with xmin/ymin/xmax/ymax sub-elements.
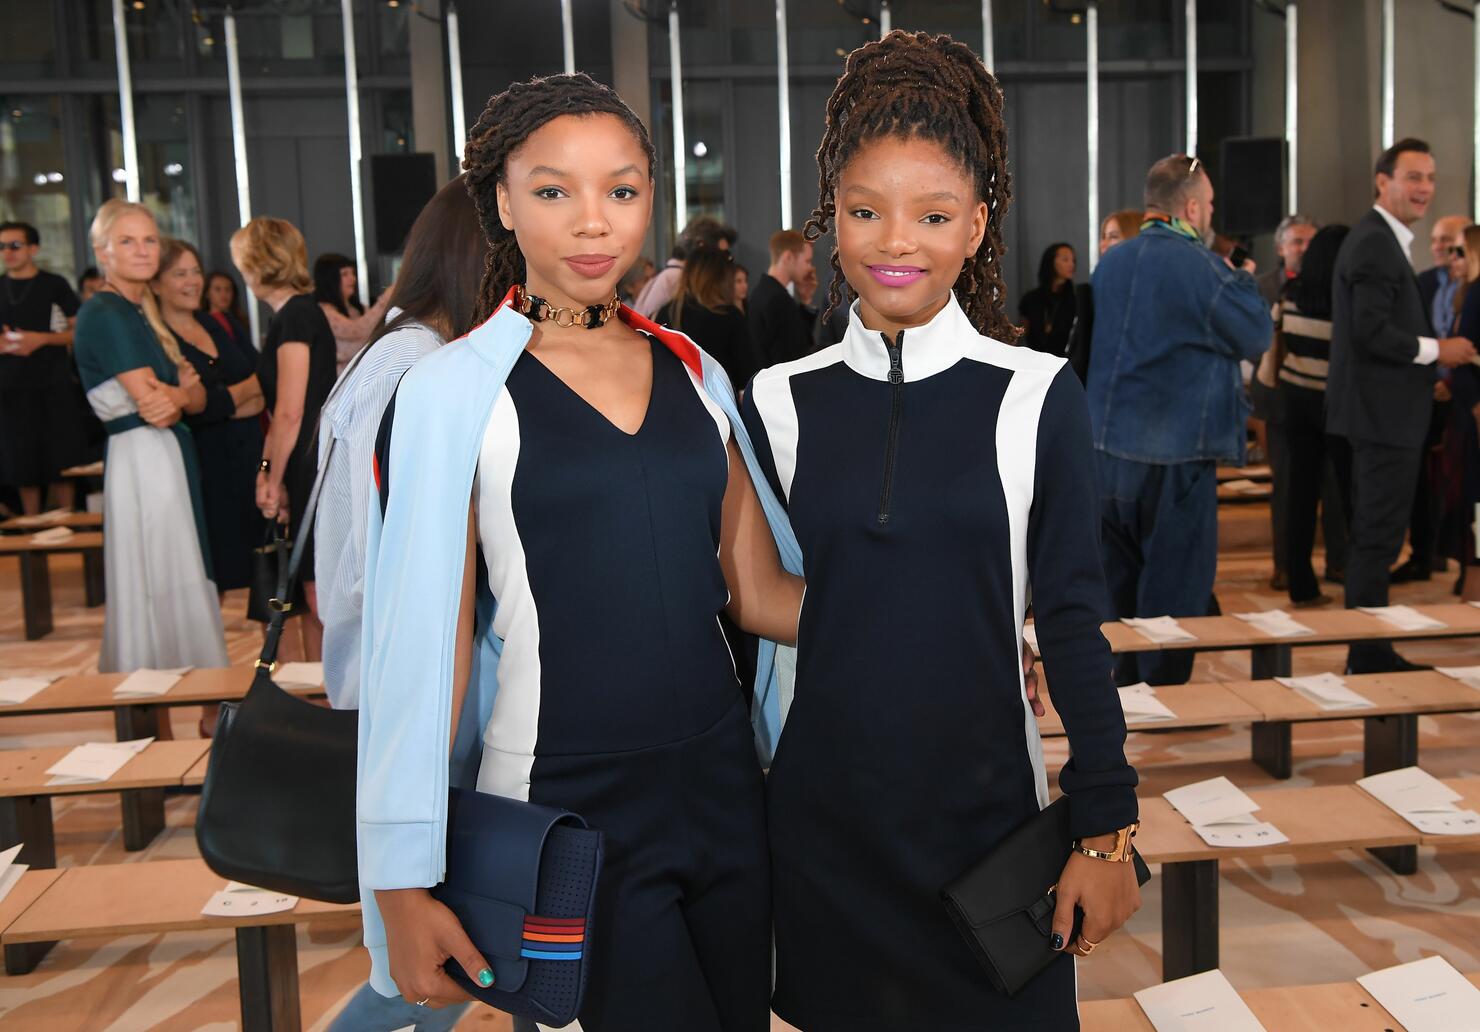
<box><xmin>1282</xmin><ymin>384</ymin><xmax>1350</xmax><ymax>601</ymax></box>
<box><xmin>1341</xmin><ymin>439</ymin><xmax>1425</xmax><ymax>671</ymax></box>
<box><xmin>1405</xmin><ymin>398</ymin><xmax>1449</xmax><ymax>571</ymax></box>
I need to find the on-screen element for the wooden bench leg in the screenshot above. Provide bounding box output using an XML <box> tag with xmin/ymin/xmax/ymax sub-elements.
<box><xmin>236</xmin><ymin>925</ymin><xmax>300</xmax><ymax>1032</ymax></box>
<box><xmin>121</xmin><ymin>788</ymin><xmax>166</xmax><ymax>852</ymax></box>
<box><xmin>114</xmin><ymin>704</ymin><xmax>161</xmax><ymax>742</ymax></box>
<box><xmin>82</xmin><ymin>550</ymin><xmax>105</xmax><ymax>608</ymax></box>
<box><xmin>1161</xmin><ymin>859</ymin><xmax>1219</xmax><ymax>982</ymax></box>
<box><xmin>0</xmin><ymin>796</ymin><xmax>55</xmax><ymax>869</ymax></box>
<box><xmin>17</xmin><ymin>552</ymin><xmax>53</xmax><ymax>640</ymax></box>
<box><xmin>1249</xmin><ymin>643</ymin><xmax>1291</xmax><ymax>680</ymax></box>
<box><xmin>1365</xmin><ymin>713</ymin><xmax>1419</xmax><ymax>874</ymax></box>
<box><xmin>1250</xmin><ymin>721</ymin><xmax>1293</xmax><ymax>779</ymax></box>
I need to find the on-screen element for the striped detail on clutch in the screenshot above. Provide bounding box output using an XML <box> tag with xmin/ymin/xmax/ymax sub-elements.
<box><xmin>522</xmin><ymin>915</ymin><xmax>585</xmax><ymax>960</ymax></box>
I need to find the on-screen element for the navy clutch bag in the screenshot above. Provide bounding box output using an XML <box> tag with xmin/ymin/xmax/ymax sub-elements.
<box><xmin>431</xmin><ymin>787</ymin><xmax>604</xmax><ymax>1027</ymax></box>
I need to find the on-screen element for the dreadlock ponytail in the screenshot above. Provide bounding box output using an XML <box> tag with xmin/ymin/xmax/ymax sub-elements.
<box><xmin>805</xmin><ymin>30</ymin><xmax>1017</xmax><ymax>341</ymax></box>
<box><xmin>462</xmin><ymin>73</ymin><xmax>658</xmax><ymax>324</ymax></box>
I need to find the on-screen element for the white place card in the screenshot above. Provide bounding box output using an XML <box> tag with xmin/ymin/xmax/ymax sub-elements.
<box><xmin>1123</xmin><ymin>616</ymin><xmax>1198</xmax><ymax>644</ymax></box>
<box><xmin>44</xmin><ymin>737</ymin><xmax>153</xmax><ymax>785</ymax></box>
<box><xmin>1133</xmin><ymin>969</ymin><xmax>1267</xmax><ymax>1032</ymax></box>
<box><xmin>1233</xmin><ymin>609</ymin><xmax>1315</xmax><ymax>638</ymax></box>
<box><xmin>1022</xmin><ymin>624</ymin><xmax>1038</xmax><ymax>654</ymax></box>
<box><xmin>1405</xmin><ymin>809</ymin><xmax>1480</xmax><ymax>836</ymax></box>
<box><xmin>1221</xmin><ymin>478</ymin><xmax>1265</xmax><ymax>494</ymax></box>
<box><xmin>274</xmin><ymin>662</ymin><xmax>324</xmax><ymax>689</ymax></box>
<box><xmin>1164</xmin><ymin>776</ymin><xmax>1261</xmax><ymax>827</ymax></box>
<box><xmin>0</xmin><ymin>676</ymin><xmax>56</xmax><ymax>706</ymax></box>
<box><xmin>1357</xmin><ymin>605</ymin><xmax>1447</xmax><ymax>631</ymax></box>
<box><xmin>0</xmin><ymin>843</ymin><xmax>28</xmax><ymax>908</ymax></box>
<box><xmin>1358</xmin><ymin>956</ymin><xmax>1480</xmax><ymax>1032</ymax></box>
<box><xmin>1275</xmin><ymin>673</ymin><xmax>1375</xmax><ymax>711</ymax></box>
<box><xmin>1436</xmin><ymin>665</ymin><xmax>1480</xmax><ymax>692</ymax></box>
<box><xmin>29</xmin><ymin>526</ymin><xmax>74</xmax><ymax>545</ymax></box>
<box><xmin>1191</xmin><ymin>821</ymin><xmax>1290</xmax><ymax>848</ymax></box>
<box><xmin>9</xmin><ymin>509</ymin><xmax>71</xmax><ymax>529</ymax></box>
<box><xmin>1358</xmin><ymin>766</ymin><xmax>1461</xmax><ymax>814</ymax></box>
<box><xmin>112</xmin><ymin>667</ymin><xmax>190</xmax><ymax>699</ymax></box>
<box><xmin>1119</xmin><ymin>683</ymin><xmax>1178</xmax><ymax>722</ymax></box>
<box><xmin>201</xmin><ymin>883</ymin><xmax>298</xmax><ymax>918</ymax></box>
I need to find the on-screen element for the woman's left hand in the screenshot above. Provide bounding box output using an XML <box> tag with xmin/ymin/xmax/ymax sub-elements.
<box><xmin>1050</xmin><ymin>840</ymin><xmax>1141</xmax><ymax>957</ymax></box>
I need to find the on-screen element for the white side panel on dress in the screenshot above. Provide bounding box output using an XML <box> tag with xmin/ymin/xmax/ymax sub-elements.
<box><xmin>88</xmin><ymin>379</ymin><xmax>228</xmax><ymax>673</ymax></box>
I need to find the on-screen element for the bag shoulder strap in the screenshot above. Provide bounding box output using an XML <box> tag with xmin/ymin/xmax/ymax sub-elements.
<box><xmin>257</xmin><ymin>435</ymin><xmax>336</xmax><ymax>670</ymax></box>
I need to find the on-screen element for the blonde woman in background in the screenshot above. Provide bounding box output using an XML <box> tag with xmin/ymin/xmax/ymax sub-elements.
<box><xmin>232</xmin><ymin>216</ymin><xmax>337</xmax><ymax>660</ymax></box>
<box><xmin>1099</xmin><ymin>209</ymin><xmax>1143</xmax><ymax>255</ymax></box>
<box><xmin>72</xmin><ymin>199</ymin><xmax>228</xmax><ymax>674</ymax></box>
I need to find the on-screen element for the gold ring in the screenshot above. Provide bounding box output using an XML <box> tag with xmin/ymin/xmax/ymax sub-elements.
<box><xmin>1076</xmin><ymin>937</ymin><xmax>1102</xmax><ymax>956</ymax></box>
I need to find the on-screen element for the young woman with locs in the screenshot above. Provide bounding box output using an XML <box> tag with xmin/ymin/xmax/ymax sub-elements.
<box><xmin>740</xmin><ymin>31</ymin><xmax>1140</xmax><ymax>1030</ymax></box>
<box><xmin>356</xmin><ymin>74</ymin><xmax>804</xmax><ymax>1031</ymax></box>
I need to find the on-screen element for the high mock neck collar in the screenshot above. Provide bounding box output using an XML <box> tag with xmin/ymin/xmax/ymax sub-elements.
<box><xmin>841</xmin><ymin>292</ymin><xmax>980</xmax><ymax>383</ymax></box>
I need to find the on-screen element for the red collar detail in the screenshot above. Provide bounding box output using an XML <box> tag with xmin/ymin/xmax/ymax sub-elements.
<box><xmin>617</xmin><ymin>304</ymin><xmax>704</xmax><ymax>380</ymax></box>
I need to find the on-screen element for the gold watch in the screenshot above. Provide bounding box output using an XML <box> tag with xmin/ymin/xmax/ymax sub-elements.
<box><xmin>1074</xmin><ymin>821</ymin><xmax>1140</xmax><ymax>862</ymax></box>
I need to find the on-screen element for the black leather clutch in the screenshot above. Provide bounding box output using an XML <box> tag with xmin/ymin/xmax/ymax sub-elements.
<box><xmin>941</xmin><ymin>796</ymin><xmax>1151</xmax><ymax>996</ymax></box>
<box><xmin>431</xmin><ymin>787</ymin><xmax>604</xmax><ymax>1027</ymax></box>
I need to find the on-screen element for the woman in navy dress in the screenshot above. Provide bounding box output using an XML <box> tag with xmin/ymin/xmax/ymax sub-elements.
<box><xmin>742</xmin><ymin>33</ymin><xmax>1141</xmax><ymax>1031</ymax></box>
<box><xmin>154</xmin><ymin>238</ymin><xmax>265</xmax><ymax>593</ymax></box>
<box><xmin>360</xmin><ymin>75</ymin><xmax>802</xmax><ymax>1032</ymax></box>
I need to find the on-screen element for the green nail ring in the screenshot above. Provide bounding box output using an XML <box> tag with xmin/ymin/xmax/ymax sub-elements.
<box><xmin>477</xmin><ymin>968</ymin><xmax>495</xmax><ymax>987</ymax></box>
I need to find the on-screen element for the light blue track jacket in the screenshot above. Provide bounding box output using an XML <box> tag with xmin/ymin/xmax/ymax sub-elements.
<box><xmin>356</xmin><ymin>290</ymin><xmax>801</xmax><ymax>995</ymax></box>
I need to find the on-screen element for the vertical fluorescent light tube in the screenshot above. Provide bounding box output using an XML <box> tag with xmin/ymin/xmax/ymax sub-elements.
<box><xmin>561</xmin><ymin>0</ymin><xmax>575</xmax><ymax>75</ymax></box>
<box><xmin>1285</xmin><ymin>1</ymin><xmax>1298</xmax><ymax>213</ymax></box>
<box><xmin>668</xmin><ymin>2</ymin><xmax>687</xmax><ymax>242</ymax></box>
<box><xmin>880</xmin><ymin>0</ymin><xmax>891</xmax><ymax>37</ymax></box>
<box><xmin>1474</xmin><ymin>3</ymin><xmax>1480</xmax><ymax>222</ymax></box>
<box><xmin>1185</xmin><ymin>0</ymin><xmax>1197</xmax><ymax>156</ymax></box>
<box><xmin>982</xmin><ymin>0</ymin><xmax>995</xmax><ymax>74</ymax></box>
<box><xmin>224</xmin><ymin>11</ymin><xmax>260</xmax><ymax>347</ymax></box>
<box><xmin>1381</xmin><ymin>0</ymin><xmax>1394</xmax><ymax>148</ymax></box>
<box><xmin>776</xmin><ymin>0</ymin><xmax>792</xmax><ymax>229</ymax></box>
<box><xmin>447</xmin><ymin>2</ymin><xmax>467</xmax><ymax>168</ymax></box>
<box><xmin>340</xmin><ymin>0</ymin><xmax>368</xmax><ymax>307</ymax></box>
<box><xmin>111</xmin><ymin>0</ymin><xmax>140</xmax><ymax>201</ymax></box>
<box><xmin>1087</xmin><ymin>2</ymin><xmax>1100</xmax><ymax>272</ymax></box>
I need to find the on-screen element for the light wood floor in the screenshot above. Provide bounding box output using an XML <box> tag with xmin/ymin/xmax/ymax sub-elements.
<box><xmin>0</xmin><ymin>551</ymin><xmax>1476</xmax><ymax>1030</ymax></box>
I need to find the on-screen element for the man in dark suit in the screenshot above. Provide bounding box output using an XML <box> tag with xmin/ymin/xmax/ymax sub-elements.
<box><xmin>1327</xmin><ymin>138</ymin><xmax>1477</xmax><ymax>673</ymax></box>
<box><xmin>1416</xmin><ymin>214</ymin><xmax>1468</xmax><ymax>334</ymax></box>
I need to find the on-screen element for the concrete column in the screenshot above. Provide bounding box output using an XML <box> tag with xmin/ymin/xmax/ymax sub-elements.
<box><xmin>410</xmin><ymin>0</ymin><xmax>452</xmax><ymax>181</ymax></box>
<box><xmin>611</xmin><ymin>0</ymin><xmax>656</xmax><ymax>258</ymax></box>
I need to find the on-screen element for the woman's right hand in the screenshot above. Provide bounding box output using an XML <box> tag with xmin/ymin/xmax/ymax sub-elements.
<box><xmin>375</xmin><ymin>887</ymin><xmax>494</xmax><ymax>1007</ymax></box>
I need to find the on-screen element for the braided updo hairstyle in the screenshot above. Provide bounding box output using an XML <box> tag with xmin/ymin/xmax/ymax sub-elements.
<box><xmin>806</xmin><ymin>30</ymin><xmax>1017</xmax><ymax>341</ymax></box>
<box><xmin>462</xmin><ymin>72</ymin><xmax>657</xmax><ymax>323</ymax></box>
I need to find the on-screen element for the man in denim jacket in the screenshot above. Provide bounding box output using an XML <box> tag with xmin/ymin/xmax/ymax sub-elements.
<box><xmin>1086</xmin><ymin>154</ymin><xmax>1272</xmax><ymax>684</ymax></box>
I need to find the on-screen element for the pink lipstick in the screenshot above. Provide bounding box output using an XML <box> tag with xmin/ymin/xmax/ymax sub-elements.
<box><xmin>867</xmin><ymin>264</ymin><xmax>926</xmax><ymax>287</ymax></box>
<box><xmin>564</xmin><ymin>254</ymin><xmax>617</xmax><ymax>278</ymax></box>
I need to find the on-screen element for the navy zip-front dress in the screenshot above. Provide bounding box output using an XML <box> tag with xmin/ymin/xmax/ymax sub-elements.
<box><xmin>377</xmin><ymin>335</ymin><xmax>771</xmax><ymax>1032</ymax></box>
<box><xmin>741</xmin><ymin>296</ymin><xmax>1138</xmax><ymax>1032</ymax></box>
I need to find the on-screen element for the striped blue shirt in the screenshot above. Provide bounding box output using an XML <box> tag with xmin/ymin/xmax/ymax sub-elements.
<box><xmin>315</xmin><ymin>316</ymin><xmax>444</xmax><ymax>708</ymax></box>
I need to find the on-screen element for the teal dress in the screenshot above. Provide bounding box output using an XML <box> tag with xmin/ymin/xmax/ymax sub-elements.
<box><xmin>73</xmin><ymin>292</ymin><xmax>227</xmax><ymax>672</ymax></box>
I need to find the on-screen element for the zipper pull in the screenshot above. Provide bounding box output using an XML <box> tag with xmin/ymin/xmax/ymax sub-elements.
<box><xmin>882</xmin><ymin>331</ymin><xmax>904</xmax><ymax>384</ymax></box>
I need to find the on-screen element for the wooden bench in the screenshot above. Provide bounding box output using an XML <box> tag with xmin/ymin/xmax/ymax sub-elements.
<box><xmin>1217</xmin><ymin>464</ymin><xmax>1272</xmax><ymax>483</ymax></box>
<box><xmin>0</xmin><ymin>531</ymin><xmax>105</xmax><ymax>639</ymax></box>
<box><xmin>0</xmin><ymin>666</ymin><xmax>320</xmax><ymax>742</ymax></box>
<box><xmin>1037</xmin><ymin>670</ymin><xmax>1480</xmax><ymax>785</ymax></box>
<box><xmin>0</xmin><ymin>739</ymin><xmax>211</xmax><ymax>868</ymax></box>
<box><xmin>1082</xmin><ymin>972</ymin><xmax>1480</xmax><ymax>1031</ymax></box>
<box><xmin>1217</xmin><ymin>482</ymin><xmax>1273</xmax><ymax>504</ymax></box>
<box><xmin>0</xmin><ymin>512</ymin><xmax>102</xmax><ymax>534</ymax></box>
<box><xmin>0</xmin><ymin>858</ymin><xmax>359</xmax><ymax>1031</ymax></box>
<box><xmin>1136</xmin><ymin>776</ymin><xmax>1480</xmax><ymax>981</ymax></box>
<box><xmin>58</xmin><ymin>461</ymin><xmax>103</xmax><ymax>479</ymax></box>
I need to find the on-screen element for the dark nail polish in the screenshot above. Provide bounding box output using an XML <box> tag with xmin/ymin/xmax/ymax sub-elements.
<box><xmin>1051</xmin><ymin>933</ymin><xmax>1064</xmax><ymax>951</ymax></box>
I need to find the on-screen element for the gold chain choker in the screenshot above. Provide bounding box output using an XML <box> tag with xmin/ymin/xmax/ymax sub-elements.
<box><xmin>513</xmin><ymin>285</ymin><xmax>621</xmax><ymax>329</ymax></box>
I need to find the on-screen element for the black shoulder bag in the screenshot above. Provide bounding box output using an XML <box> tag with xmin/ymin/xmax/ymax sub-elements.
<box><xmin>196</xmin><ymin>394</ymin><xmax>605</xmax><ymax>1024</ymax></box>
<box><xmin>197</xmin><ymin>439</ymin><xmax>360</xmax><ymax>902</ymax></box>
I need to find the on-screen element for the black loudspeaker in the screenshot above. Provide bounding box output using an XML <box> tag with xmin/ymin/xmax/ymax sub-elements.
<box><xmin>370</xmin><ymin>153</ymin><xmax>438</xmax><ymax>253</ymax></box>
<box><xmin>1218</xmin><ymin>137</ymin><xmax>1286</xmax><ymax>237</ymax></box>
